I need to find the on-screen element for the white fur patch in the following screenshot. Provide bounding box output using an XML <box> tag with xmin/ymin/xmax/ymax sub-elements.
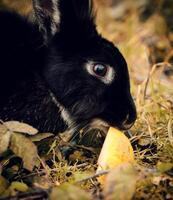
<box><xmin>85</xmin><ymin>61</ymin><xmax>115</xmax><ymax>85</ymax></box>
<box><xmin>51</xmin><ymin>0</ymin><xmax>60</xmax><ymax>34</ymax></box>
<box><xmin>50</xmin><ymin>92</ymin><xmax>76</xmax><ymax>132</ymax></box>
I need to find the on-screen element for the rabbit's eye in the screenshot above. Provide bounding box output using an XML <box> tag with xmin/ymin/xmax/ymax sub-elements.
<box><xmin>93</xmin><ymin>64</ymin><xmax>107</xmax><ymax>77</ymax></box>
<box><xmin>85</xmin><ymin>61</ymin><xmax>115</xmax><ymax>85</ymax></box>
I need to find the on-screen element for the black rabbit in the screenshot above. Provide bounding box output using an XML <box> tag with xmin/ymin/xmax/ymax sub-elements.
<box><xmin>0</xmin><ymin>0</ymin><xmax>136</xmax><ymax>135</ymax></box>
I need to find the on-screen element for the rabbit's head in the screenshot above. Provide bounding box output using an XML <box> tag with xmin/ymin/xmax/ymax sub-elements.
<box><xmin>33</xmin><ymin>0</ymin><xmax>137</xmax><ymax>133</ymax></box>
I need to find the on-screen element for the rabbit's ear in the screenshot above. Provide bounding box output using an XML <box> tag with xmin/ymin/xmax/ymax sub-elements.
<box><xmin>59</xmin><ymin>0</ymin><xmax>97</xmax><ymax>41</ymax></box>
<box><xmin>33</xmin><ymin>0</ymin><xmax>60</xmax><ymax>42</ymax></box>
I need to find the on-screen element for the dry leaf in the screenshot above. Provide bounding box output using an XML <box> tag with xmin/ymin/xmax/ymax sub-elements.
<box><xmin>0</xmin><ymin>124</ymin><xmax>12</xmax><ymax>154</ymax></box>
<box><xmin>69</xmin><ymin>151</ymin><xmax>86</xmax><ymax>162</ymax></box>
<box><xmin>104</xmin><ymin>163</ymin><xmax>138</xmax><ymax>200</ymax></box>
<box><xmin>156</xmin><ymin>162</ymin><xmax>173</xmax><ymax>173</ymax></box>
<box><xmin>0</xmin><ymin>176</ymin><xmax>9</xmax><ymax>194</ymax></box>
<box><xmin>138</xmin><ymin>138</ymin><xmax>151</xmax><ymax>146</ymax></box>
<box><xmin>4</xmin><ymin>121</ymin><xmax>38</xmax><ymax>135</ymax></box>
<box><xmin>10</xmin><ymin>133</ymin><xmax>38</xmax><ymax>171</ymax></box>
<box><xmin>10</xmin><ymin>181</ymin><xmax>28</xmax><ymax>192</ymax></box>
<box><xmin>31</xmin><ymin>133</ymin><xmax>54</xmax><ymax>142</ymax></box>
<box><xmin>50</xmin><ymin>184</ymin><xmax>92</xmax><ymax>200</ymax></box>
<box><xmin>34</xmin><ymin>176</ymin><xmax>52</xmax><ymax>189</ymax></box>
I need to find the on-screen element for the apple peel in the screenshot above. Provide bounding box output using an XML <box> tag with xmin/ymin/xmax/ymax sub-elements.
<box><xmin>97</xmin><ymin>127</ymin><xmax>135</xmax><ymax>184</ymax></box>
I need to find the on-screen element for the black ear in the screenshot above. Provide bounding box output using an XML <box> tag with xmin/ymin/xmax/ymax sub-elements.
<box><xmin>33</xmin><ymin>0</ymin><xmax>60</xmax><ymax>42</ymax></box>
<box><xmin>59</xmin><ymin>0</ymin><xmax>97</xmax><ymax>41</ymax></box>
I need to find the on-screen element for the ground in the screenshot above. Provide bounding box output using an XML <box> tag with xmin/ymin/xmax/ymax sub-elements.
<box><xmin>0</xmin><ymin>0</ymin><xmax>173</xmax><ymax>199</ymax></box>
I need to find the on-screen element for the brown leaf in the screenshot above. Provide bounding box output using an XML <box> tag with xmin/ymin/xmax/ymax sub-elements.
<box><xmin>0</xmin><ymin>176</ymin><xmax>9</xmax><ymax>194</ymax></box>
<box><xmin>33</xmin><ymin>176</ymin><xmax>52</xmax><ymax>189</ymax></box>
<box><xmin>31</xmin><ymin>133</ymin><xmax>54</xmax><ymax>142</ymax></box>
<box><xmin>4</xmin><ymin>121</ymin><xmax>38</xmax><ymax>135</ymax></box>
<box><xmin>69</xmin><ymin>151</ymin><xmax>87</xmax><ymax>163</ymax></box>
<box><xmin>0</xmin><ymin>124</ymin><xmax>12</xmax><ymax>154</ymax></box>
<box><xmin>104</xmin><ymin>163</ymin><xmax>138</xmax><ymax>200</ymax></box>
<box><xmin>9</xmin><ymin>181</ymin><xmax>28</xmax><ymax>192</ymax></box>
<box><xmin>50</xmin><ymin>184</ymin><xmax>92</xmax><ymax>200</ymax></box>
<box><xmin>156</xmin><ymin>162</ymin><xmax>173</xmax><ymax>173</ymax></box>
<box><xmin>138</xmin><ymin>138</ymin><xmax>151</xmax><ymax>147</ymax></box>
<box><xmin>10</xmin><ymin>133</ymin><xmax>38</xmax><ymax>171</ymax></box>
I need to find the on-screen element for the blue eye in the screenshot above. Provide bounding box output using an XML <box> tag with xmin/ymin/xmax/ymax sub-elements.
<box><xmin>93</xmin><ymin>64</ymin><xmax>107</xmax><ymax>77</ymax></box>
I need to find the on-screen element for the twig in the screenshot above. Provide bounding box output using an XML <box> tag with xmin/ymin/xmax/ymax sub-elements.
<box><xmin>0</xmin><ymin>189</ymin><xmax>49</xmax><ymax>200</ymax></box>
<box><xmin>37</xmin><ymin>156</ymin><xmax>50</xmax><ymax>178</ymax></box>
<box><xmin>77</xmin><ymin>166</ymin><xmax>157</xmax><ymax>184</ymax></box>
<box><xmin>143</xmin><ymin>62</ymin><xmax>161</xmax><ymax>100</ymax></box>
<box><xmin>77</xmin><ymin>170</ymin><xmax>109</xmax><ymax>183</ymax></box>
<box><xmin>69</xmin><ymin>163</ymin><xmax>89</xmax><ymax>170</ymax></box>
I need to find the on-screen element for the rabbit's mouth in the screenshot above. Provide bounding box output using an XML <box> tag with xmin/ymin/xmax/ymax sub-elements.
<box><xmin>87</xmin><ymin>117</ymin><xmax>135</xmax><ymax>134</ymax></box>
<box><xmin>49</xmin><ymin>91</ymin><xmax>133</xmax><ymax>136</ymax></box>
<box><xmin>50</xmin><ymin>91</ymin><xmax>109</xmax><ymax>135</ymax></box>
<box><xmin>88</xmin><ymin>118</ymin><xmax>110</xmax><ymax>134</ymax></box>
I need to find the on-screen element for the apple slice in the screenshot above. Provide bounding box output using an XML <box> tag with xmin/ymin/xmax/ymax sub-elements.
<box><xmin>97</xmin><ymin>127</ymin><xmax>135</xmax><ymax>184</ymax></box>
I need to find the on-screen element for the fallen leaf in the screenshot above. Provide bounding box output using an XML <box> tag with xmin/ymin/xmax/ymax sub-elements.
<box><xmin>50</xmin><ymin>184</ymin><xmax>92</xmax><ymax>200</ymax></box>
<box><xmin>138</xmin><ymin>138</ymin><xmax>151</xmax><ymax>146</ymax></box>
<box><xmin>156</xmin><ymin>162</ymin><xmax>173</xmax><ymax>173</ymax></box>
<box><xmin>10</xmin><ymin>133</ymin><xmax>38</xmax><ymax>171</ymax></box>
<box><xmin>104</xmin><ymin>163</ymin><xmax>138</xmax><ymax>200</ymax></box>
<box><xmin>4</xmin><ymin>121</ymin><xmax>38</xmax><ymax>135</ymax></box>
<box><xmin>0</xmin><ymin>124</ymin><xmax>12</xmax><ymax>154</ymax></box>
<box><xmin>30</xmin><ymin>133</ymin><xmax>54</xmax><ymax>142</ymax></box>
<box><xmin>0</xmin><ymin>176</ymin><xmax>9</xmax><ymax>194</ymax></box>
<box><xmin>73</xmin><ymin>171</ymin><xmax>93</xmax><ymax>182</ymax></box>
<box><xmin>152</xmin><ymin>176</ymin><xmax>162</xmax><ymax>186</ymax></box>
<box><xmin>69</xmin><ymin>151</ymin><xmax>87</xmax><ymax>163</ymax></box>
<box><xmin>34</xmin><ymin>176</ymin><xmax>52</xmax><ymax>189</ymax></box>
<box><xmin>10</xmin><ymin>181</ymin><xmax>28</xmax><ymax>192</ymax></box>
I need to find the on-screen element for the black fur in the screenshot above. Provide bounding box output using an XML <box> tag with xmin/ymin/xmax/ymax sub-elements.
<box><xmin>0</xmin><ymin>0</ymin><xmax>136</xmax><ymax>134</ymax></box>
